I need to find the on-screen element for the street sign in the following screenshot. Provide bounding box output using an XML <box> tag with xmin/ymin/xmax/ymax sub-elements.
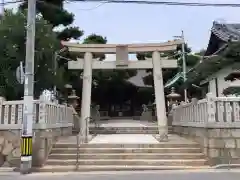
<box><xmin>16</xmin><ymin>61</ymin><xmax>25</xmax><ymax>84</ymax></box>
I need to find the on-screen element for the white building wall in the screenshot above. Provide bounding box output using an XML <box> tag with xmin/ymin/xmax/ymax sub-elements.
<box><xmin>200</xmin><ymin>63</ymin><xmax>239</xmax><ymax>97</ymax></box>
<box><xmin>208</xmin><ymin>80</ymin><xmax>217</xmax><ymax>96</ymax></box>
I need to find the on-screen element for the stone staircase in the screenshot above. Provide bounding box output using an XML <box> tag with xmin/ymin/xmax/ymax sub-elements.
<box><xmin>40</xmin><ymin>138</ymin><xmax>209</xmax><ymax>172</ymax></box>
<box><xmin>89</xmin><ymin>126</ymin><xmax>173</xmax><ymax>134</ymax></box>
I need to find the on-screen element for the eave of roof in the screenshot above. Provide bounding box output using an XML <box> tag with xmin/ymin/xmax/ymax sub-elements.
<box><xmin>205</xmin><ymin>21</ymin><xmax>240</xmax><ymax>56</ymax></box>
<box><xmin>224</xmin><ymin>71</ymin><xmax>240</xmax><ymax>81</ymax></box>
<box><xmin>223</xmin><ymin>86</ymin><xmax>240</xmax><ymax>95</ymax></box>
<box><xmin>165</xmin><ymin>21</ymin><xmax>240</xmax><ymax>88</ymax></box>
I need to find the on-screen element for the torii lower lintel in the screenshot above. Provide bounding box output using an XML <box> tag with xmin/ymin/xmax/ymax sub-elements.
<box><xmin>68</xmin><ymin>58</ymin><xmax>178</xmax><ymax>70</ymax></box>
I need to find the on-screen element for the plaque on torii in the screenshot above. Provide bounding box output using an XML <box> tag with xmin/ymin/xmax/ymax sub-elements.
<box><xmin>116</xmin><ymin>45</ymin><xmax>129</xmax><ymax>67</ymax></box>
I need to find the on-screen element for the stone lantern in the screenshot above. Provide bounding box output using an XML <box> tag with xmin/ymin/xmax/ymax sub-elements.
<box><xmin>61</xmin><ymin>84</ymin><xmax>72</xmax><ymax>105</ymax></box>
<box><xmin>68</xmin><ymin>89</ymin><xmax>79</xmax><ymax>108</ymax></box>
<box><xmin>166</xmin><ymin>87</ymin><xmax>181</xmax><ymax>112</ymax></box>
<box><xmin>68</xmin><ymin>89</ymin><xmax>80</xmax><ymax>135</ymax></box>
<box><xmin>64</xmin><ymin>83</ymin><xmax>72</xmax><ymax>94</ymax></box>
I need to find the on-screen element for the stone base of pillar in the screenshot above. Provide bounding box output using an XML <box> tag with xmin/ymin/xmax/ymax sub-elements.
<box><xmin>156</xmin><ymin>126</ymin><xmax>168</xmax><ymax>142</ymax></box>
<box><xmin>78</xmin><ymin>134</ymin><xmax>95</xmax><ymax>143</ymax></box>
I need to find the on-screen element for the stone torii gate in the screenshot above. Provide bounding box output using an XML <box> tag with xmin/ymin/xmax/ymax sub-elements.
<box><xmin>62</xmin><ymin>40</ymin><xmax>182</xmax><ymax>141</ymax></box>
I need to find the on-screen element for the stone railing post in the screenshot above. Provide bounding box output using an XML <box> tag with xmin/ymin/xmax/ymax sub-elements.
<box><xmin>38</xmin><ymin>101</ymin><xmax>47</xmax><ymax>125</ymax></box>
<box><xmin>206</xmin><ymin>93</ymin><xmax>216</xmax><ymax>124</ymax></box>
<box><xmin>32</xmin><ymin>100</ymin><xmax>48</xmax><ymax>167</ymax></box>
<box><xmin>0</xmin><ymin>97</ymin><xmax>5</xmax><ymax>123</ymax></box>
<box><xmin>179</xmin><ymin>101</ymin><xmax>185</xmax><ymax>124</ymax></box>
<box><xmin>191</xmin><ymin>98</ymin><xmax>198</xmax><ymax>124</ymax></box>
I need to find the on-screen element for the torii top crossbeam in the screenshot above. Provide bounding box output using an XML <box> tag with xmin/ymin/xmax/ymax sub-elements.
<box><xmin>61</xmin><ymin>40</ymin><xmax>183</xmax><ymax>53</ymax></box>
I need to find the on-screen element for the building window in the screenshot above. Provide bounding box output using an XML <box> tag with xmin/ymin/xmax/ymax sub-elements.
<box><xmin>215</xmin><ymin>78</ymin><xmax>219</xmax><ymax>97</ymax></box>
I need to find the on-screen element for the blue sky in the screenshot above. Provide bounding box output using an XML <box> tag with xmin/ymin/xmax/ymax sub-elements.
<box><xmin>5</xmin><ymin>0</ymin><xmax>240</xmax><ymax>53</ymax></box>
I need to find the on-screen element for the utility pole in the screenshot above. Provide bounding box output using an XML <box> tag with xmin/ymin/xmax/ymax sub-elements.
<box><xmin>181</xmin><ymin>30</ymin><xmax>187</xmax><ymax>102</ymax></box>
<box><xmin>21</xmin><ymin>0</ymin><xmax>36</xmax><ymax>174</ymax></box>
<box><xmin>1</xmin><ymin>0</ymin><xmax>4</xmax><ymax>16</ymax></box>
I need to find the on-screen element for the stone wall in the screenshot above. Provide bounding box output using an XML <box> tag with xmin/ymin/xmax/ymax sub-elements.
<box><xmin>172</xmin><ymin>126</ymin><xmax>240</xmax><ymax>165</ymax></box>
<box><xmin>0</xmin><ymin>126</ymin><xmax>72</xmax><ymax>168</ymax></box>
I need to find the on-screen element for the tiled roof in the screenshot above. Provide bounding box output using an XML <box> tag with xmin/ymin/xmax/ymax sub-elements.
<box><xmin>205</xmin><ymin>21</ymin><xmax>240</xmax><ymax>56</ymax></box>
<box><xmin>211</xmin><ymin>21</ymin><xmax>240</xmax><ymax>42</ymax></box>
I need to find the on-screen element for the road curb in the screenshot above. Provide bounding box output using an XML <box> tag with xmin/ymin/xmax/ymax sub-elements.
<box><xmin>212</xmin><ymin>164</ymin><xmax>240</xmax><ymax>169</ymax></box>
<box><xmin>0</xmin><ymin>167</ymin><xmax>15</xmax><ymax>172</ymax></box>
<box><xmin>0</xmin><ymin>168</ymin><xmax>19</xmax><ymax>176</ymax></box>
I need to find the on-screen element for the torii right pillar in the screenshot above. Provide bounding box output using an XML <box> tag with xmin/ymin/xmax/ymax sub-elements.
<box><xmin>152</xmin><ymin>51</ymin><xmax>168</xmax><ymax>141</ymax></box>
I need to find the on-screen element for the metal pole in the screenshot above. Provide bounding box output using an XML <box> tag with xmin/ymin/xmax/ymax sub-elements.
<box><xmin>53</xmin><ymin>51</ymin><xmax>57</xmax><ymax>99</ymax></box>
<box><xmin>21</xmin><ymin>0</ymin><xmax>36</xmax><ymax>174</ymax></box>
<box><xmin>181</xmin><ymin>30</ymin><xmax>187</xmax><ymax>102</ymax></box>
<box><xmin>1</xmin><ymin>0</ymin><xmax>4</xmax><ymax>16</ymax></box>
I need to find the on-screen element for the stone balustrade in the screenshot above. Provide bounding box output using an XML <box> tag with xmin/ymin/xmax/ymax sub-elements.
<box><xmin>0</xmin><ymin>97</ymin><xmax>74</xmax><ymax>168</ymax></box>
<box><xmin>171</xmin><ymin>93</ymin><xmax>240</xmax><ymax>165</ymax></box>
<box><xmin>0</xmin><ymin>97</ymin><xmax>73</xmax><ymax>129</ymax></box>
<box><xmin>172</xmin><ymin>93</ymin><xmax>240</xmax><ymax>127</ymax></box>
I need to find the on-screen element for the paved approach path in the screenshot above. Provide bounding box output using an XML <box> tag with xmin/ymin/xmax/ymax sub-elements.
<box><xmin>90</xmin><ymin>119</ymin><xmax>158</xmax><ymax>144</ymax></box>
<box><xmin>89</xmin><ymin>134</ymin><xmax>159</xmax><ymax>144</ymax></box>
<box><xmin>97</xmin><ymin>119</ymin><xmax>157</xmax><ymax>127</ymax></box>
<box><xmin>89</xmin><ymin>119</ymin><xmax>194</xmax><ymax>144</ymax></box>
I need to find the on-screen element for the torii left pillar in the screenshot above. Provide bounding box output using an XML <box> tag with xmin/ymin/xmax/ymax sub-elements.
<box><xmin>152</xmin><ymin>51</ymin><xmax>168</xmax><ymax>141</ymax></box>
<box><xmin>80</xmin><ymin>52</ymin><xmax>93</xmax><ymax>142</ymax></box>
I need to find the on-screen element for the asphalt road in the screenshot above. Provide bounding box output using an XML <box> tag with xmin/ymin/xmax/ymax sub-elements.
<box><xmin>0</xmin><ymin>170</ymin><xmax>240</xmax><ymax>180</ymax></box>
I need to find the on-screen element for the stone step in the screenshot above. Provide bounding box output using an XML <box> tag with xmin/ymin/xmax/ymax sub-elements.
<box><xmin>51</xmin><ymin>147</ymin><xmax>202</xmax><ymax>154</ymax></box>
<box><xmin>37</xmin><ymin>165</ymin><xmax>210</xmax><ymax>172</ymax></box>
<box><xmin>46</xmin><ymin>159</ymin><xmax>207</xmax><ymax>166</ymax></box>
<box><xmin>90</xmin><ymin>127</ymin><xmax>159</xmax><ymax>131</ymax></box>
<box><xmin>89</xmin><ymin>130</ymin><xmax>160</xmax><ymax>134</ymax></box>
<box><xmin>90</xmin><ymin>126</ymin><xmax>173</xmax><ymax>130</ymax></box>
<box><xmin>48</xmin><ymin>153</ymin><xmax>205</xmax><ymax>160</ymax></box>
<box><xmin>89</xmin><ymin>126</ymin><xmax>173</xmax><ymax>134</ymax></box>
<box><xmin>90</xmin><ymin>126</ymin><xmax>159</xmax><ymax>129</ymax></box>
<box><xmin>54</xmin><ymin>143</ymin><xmax>199</xmax><ymax>149</ymax></box>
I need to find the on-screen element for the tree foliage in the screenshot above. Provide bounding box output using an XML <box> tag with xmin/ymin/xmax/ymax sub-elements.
<box><xmin>185</xmin><ymin>42</ymin><xmax>240</xmax><ymax>87</ymax></box>
<box><xmin>21</xmin><ymin>0</ymin><xmax>83</xmax><ymax>40</ymax></box>
<box><xmin>137</xmin><ymin>44</ymin><xmax>199</xmax><ymax>87</ymax></box>
<box><xmin>0</xmin><ymin>10</ymin><xmax>60</xmax><ymax>100</ymax></box>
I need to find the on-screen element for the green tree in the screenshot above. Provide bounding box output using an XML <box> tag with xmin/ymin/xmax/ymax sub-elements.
<box><xmin>0</xmin><ymin>10</ymin><xmax>60</xmax><ymax>100</ymax></box>
<box><xmin>137</xmin><ymin>44</ymin><xmax>198</xmax><ymax>86</ymax></box>
<box><xmin>21</xmin><ymin>1</ymin><xmax>114</xmax><ymax>98</ymax></box>
<box><xmin>21</xmin><ymin>0</ymin><xmax>83</xmax><ymax>40</ymax></box>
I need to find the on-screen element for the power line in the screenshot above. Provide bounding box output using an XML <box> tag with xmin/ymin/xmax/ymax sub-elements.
<box><xmin>68</xmin><ymin>0</ymin><xmax>240</xmax><ymax>8</ymax></box>
<box><xmin>3</xmin><ymin>0</ymin><xmax>240</xmax><ymax>10</ymax></box>
<box><xmin>2</xmin><ymin>0</ymin><xmax>106</xmax><ymax>11</ymax></box>
<box><xmin>65</xmin><ymin>0</ymin><xmax>107</xmax><ymax>11</ymax></box>
<box><xmin>1</xmin><ymin>0</ymin><xmax>22</xmax><ymax>5</ymax></box>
